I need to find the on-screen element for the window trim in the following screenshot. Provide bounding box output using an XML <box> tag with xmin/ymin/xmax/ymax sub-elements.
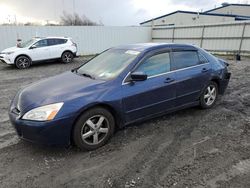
<box><xmin>122</xmin><ymin>61</ymin><xmax>209</xmax><ymax>85</ymax></box>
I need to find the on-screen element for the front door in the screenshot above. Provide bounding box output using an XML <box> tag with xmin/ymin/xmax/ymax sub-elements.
<box><xmin>122</xmin><ymin>51</ymin><xmax>176</xmax><ymax>123</ymax></box>
<box><xmin>29</xmin><ymin>39</ymin><xmax>51</xmax><ymax>61</ymax></box>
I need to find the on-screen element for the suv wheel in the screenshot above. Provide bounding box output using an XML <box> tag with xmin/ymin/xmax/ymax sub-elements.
<box><xmin>73</xmin><ymin>108</ymin><xmax>115</xmax><ymax>150</ymax></box>
<box><xmin>61</xmin><ymin>51</ymin><xmax>73</xmax><ymax>63</ymax></box>
<box><xmin>15</xmin><ymin>56</ymin><xmax>31</xmax><ymax>69</ymax></box>
<box><xmin>200</xmin><ymin>81</ymin><xmax>218</xmax><ymax>109</ymax></box>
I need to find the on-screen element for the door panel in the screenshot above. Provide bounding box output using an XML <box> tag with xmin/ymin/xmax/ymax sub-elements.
<box><xmin>29</xmin><ymin>39</ymin><xmax>51</xmax><ymax>61</ymax></box>
<box><xmin>122</xmin><ymin>74</ymin><xmax>176</xmax><ymax>123</ymax></box>
<box><xmin>174</xmin><ymin>63</ymin><xmax>211</xmax><ymax>106</ymax></box>
<box><xmin>122</xmin><ymin>51</ymin><xmax>176</xmax><ymax>123</ymax></box>
<box><xmin>48</xmin><ymin>39</ymin><xmax>67</xmax><ymax>59</ymax></box>
<box><xmin>171</xmin><ymin>50</ymin><xmax>211</xmax><ymax>106</ymax></box>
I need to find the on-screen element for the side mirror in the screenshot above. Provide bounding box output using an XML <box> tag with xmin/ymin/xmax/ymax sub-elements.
<box><xmin>130</xmin><ymin>72</ymin><xmax>147</xmax><ymax>81</ymax></box>
<box><xmin>29</xmin><ymin>45</ymin><xmax>37</xmax><ymax>49</ymax></box>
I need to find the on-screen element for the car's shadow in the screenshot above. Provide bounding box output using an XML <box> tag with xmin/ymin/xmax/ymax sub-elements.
<box><xmin>0</xmin><ymin>57</ymin><xmax>86</xmax><ymax>70</ymax></box>
<box><xmin>10</xmin><ymin>106</ymin><xmax>205</xmax><ymax>158</ymax></box>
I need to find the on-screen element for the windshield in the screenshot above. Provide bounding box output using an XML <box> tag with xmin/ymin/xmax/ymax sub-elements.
<box><xmin>77</xmin><ymin>49</ymin><xmax>140</xmax><ymax>80</ymax></box>
<box><xmin>19</xmin><ymin>39</ymin><xmax>36</xmax><ymax>48</ymax></box>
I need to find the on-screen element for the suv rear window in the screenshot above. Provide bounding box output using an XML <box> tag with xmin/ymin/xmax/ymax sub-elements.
<box><xmin>171</xmin><ymin>51</ymin><xmax>199</xmax><ymax>70</ymax></box>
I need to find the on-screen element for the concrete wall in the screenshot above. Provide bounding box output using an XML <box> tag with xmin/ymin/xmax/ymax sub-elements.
<box><xmin>0</xmin><ymin>26</ymin><xmax>152</xmax><ymax>55</ymax></box>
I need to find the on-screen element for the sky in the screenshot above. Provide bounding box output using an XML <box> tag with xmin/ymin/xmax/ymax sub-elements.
<box><xmin>0</xmin><ymin>0</ymin><xmax>249</xmax><ymax>25</ymax></box>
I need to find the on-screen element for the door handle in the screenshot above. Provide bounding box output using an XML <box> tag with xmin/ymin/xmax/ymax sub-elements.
<box><xmin>164</xmin><ymin>77</ymin><xmax>175</xmax><ymax>83</ymax></box>
<box><xmin>201</xmin><ymin>68</ymin><xmax>208</xmax><ymax>73</ymax></box>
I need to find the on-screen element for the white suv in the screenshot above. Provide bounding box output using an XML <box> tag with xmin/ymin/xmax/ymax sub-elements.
<box><xmin>0</xmin><ymin>37</ymin><xmax>77</xmax><ymax>69</ymax></box>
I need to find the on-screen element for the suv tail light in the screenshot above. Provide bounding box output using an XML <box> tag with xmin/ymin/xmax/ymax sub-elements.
<box><xmin>70</xmin><ymin>39</ymin><xmax>77</xmax><ymax>48</ymax></box>
<box><xmin>72</xmin><ymin>43</ymin><xmax>77</xmax><ymax>47</ymax></box>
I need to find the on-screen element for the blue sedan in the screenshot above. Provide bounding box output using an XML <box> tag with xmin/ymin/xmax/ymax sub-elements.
<box><xmin>9</xmin><ymin>43</ymin><xmax>231</xmax><ymax>150</ymax></box>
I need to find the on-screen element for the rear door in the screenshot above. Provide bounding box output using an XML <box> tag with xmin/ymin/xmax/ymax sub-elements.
<box><xmin>48</xmin><ymin>38</ymin><xmax>68</xmax><ymax>59</ymax></box>
<box><xmin>171</xmin><ymin>50</ymin><xmax>211</xmax><ymax>106</ymax></box>
<box><xmin>122</xmin><ymin>51</ymin><xmax>176</xmax><ymax>123</ymax></box>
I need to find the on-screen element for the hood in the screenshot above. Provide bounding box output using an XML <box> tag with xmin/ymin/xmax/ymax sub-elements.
<box><xmin>16</xmin><ymin>71</ymin><xmax>106</xmax><ymax>113</ymax></box>
<box><xmin>1</xmin><ymin>46</ymin><xmax>21</xmax><ymax>53</ymax></box>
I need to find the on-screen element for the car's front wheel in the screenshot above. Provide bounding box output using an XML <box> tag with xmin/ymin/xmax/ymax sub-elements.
<box><xmin>200</xmin><ymin>81</ymin><xmax>218</xmax><ymax>109</ymax></box>
<box><xmin>73</xmin><ymin>107</ymin><xmax>115</xmax><ymax>150</ymax></box>
<box><xmin>15</xmin><ymin>56</ymin><xmax>31</xmax><ymax>69</ymax></box>
<box><xmin>61</xmin><ymin>51</ymin><xmax>73</xmax><ymax>63</ymax></box>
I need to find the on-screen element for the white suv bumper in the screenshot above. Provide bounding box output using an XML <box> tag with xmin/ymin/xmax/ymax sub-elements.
<box><xmin>0</xmin><ymin>54</ymin><xmax>14</xmax><ymax>65</ymax></box>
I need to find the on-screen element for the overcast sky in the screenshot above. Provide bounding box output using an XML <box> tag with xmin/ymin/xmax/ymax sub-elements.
<box><xmin>0</xmin><ymin>0</ymin><xmax>249</xmax><ymax>25</ymax></box>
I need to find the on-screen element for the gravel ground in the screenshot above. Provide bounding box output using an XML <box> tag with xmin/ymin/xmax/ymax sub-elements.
<box><xmin>0</xmin><ymin>56</ymin><xmax>249</xmax><ymax>188</ymax></box>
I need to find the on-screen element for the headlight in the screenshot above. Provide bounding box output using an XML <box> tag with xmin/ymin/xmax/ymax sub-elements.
<box><xmin>0</xmin><ymin>51</ymin><xmax>14</xmax><ymax>55</ymax></box>
<box><xmin>22</xmin><ymin>102</ymin><xmax>64</xmax><ymax>121</ymax></box>
<box><xmin>6</xmin><ymin>51</ymin><xmax>14</xmax><ymax>55</ymax></box>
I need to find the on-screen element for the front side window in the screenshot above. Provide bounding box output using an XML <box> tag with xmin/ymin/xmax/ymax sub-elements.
<box><xmin>172</xmin><ymin>51</ymin><xmax>199</xmax><ymax>70</ymax></box>
<box><xmin>33</xmin><ymin>39</ymin><xmax>48</xmax><ymax>48</ymax></box>
<box><xmin>77</xmin><ymin>49</ymin><xmax>139</xmax><ymax>80</ymax></box>
<box><xmin>136</xmin><ymin>52</ymin><xmax>170</xmax><ymax>77</ymax></box>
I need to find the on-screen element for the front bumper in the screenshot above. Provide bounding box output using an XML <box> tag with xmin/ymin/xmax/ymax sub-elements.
<box><xmin>0</xmin><ymin>54</ymin><xmax>14</xmax><ymax>64</ymax></box>
<box><xmin>219</xmin><ymin>72</ymin><xmax>231</xmax><ymax>94</ymax></box>
<box><xmin>9</xmin><ymin>110</ymin><xmax>75</xmax><ymax>146</ymax></box>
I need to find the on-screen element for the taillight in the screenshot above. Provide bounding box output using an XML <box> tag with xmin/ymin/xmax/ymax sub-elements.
<box><xmin>72</xmin><ymin>43</ymin><xmax>77</xmax><ymax>47</ymax></box>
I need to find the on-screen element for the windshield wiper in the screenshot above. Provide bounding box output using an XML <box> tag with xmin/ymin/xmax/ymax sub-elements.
<box><xmin>81</xmin><ymin>73</ymin><xmax>95</xmax><ymax>79</ymax></box>
<box><xmin>72</xmin><ymin>69</ymin><xmax>95</xmax><ymax>79</ymax></box>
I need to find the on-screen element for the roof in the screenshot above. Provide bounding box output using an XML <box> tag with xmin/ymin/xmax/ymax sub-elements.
<box><xmin>114</xmin><ymin>43</ymin><xmax>197</xmax><ymax>52</ymax></box>
<box><xmin>32</xmin><ymin>36</ymin><xmax>69</xmax><ymax>39</ymax></box>
<box><xmin>205</xmin><ymin>3</ymin><xmax>250</xmax><ymax>13</ymax></box>
<box><xmin>140</xmin><ymin>4</ymin><xmax>250</xmax><ymax>25</ymax></box>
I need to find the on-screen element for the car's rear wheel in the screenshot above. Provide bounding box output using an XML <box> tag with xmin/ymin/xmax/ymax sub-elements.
<box><xmin>200</xmin><ymin>81</ymin><xmax>218</xmax><ymax>109</ymax></box>
<box><xmin>61</xmin><ymin>51</ymin><xmax>73</xmax><ymax>63</ymax></box>
<box><xmin>15</xmin><ymin>56</ymin><xmax>31</xmax><ymax>69</ymax></box>
<box><xmin>73</xmin><ymin>107</ymin><xmax>115</xmax><ymax>150</ymax></box>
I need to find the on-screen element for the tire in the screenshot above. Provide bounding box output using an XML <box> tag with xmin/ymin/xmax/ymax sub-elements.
<box><xmin>15</xmin><ymin>56</ymin><xmax>31</xmax><ymax>69</ymax></box>
<box><xmin>73</xmin><ymin>107</ymin><xmax>115</xmax><ymax>150</ymax></box>
<box><xmin>61</xmin><ymin>51</ymin><xmax>73</xmax><ymax>63</ymax></box>
<box><xmin>200</xmin><ymin>81</ymin><xmax>218</xmax><ymax>109</ymax></box>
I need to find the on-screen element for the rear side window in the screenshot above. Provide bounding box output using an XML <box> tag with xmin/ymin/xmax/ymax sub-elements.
<box><xmin>48</xmin><ymin>39</ymin><xmax>67</xmax><ymax>46</ymax></box>
<box><xmin>136</xmin><ymin>52</ymin><xmax>170</xmax><ymax>77</ymax></box>
<box><xmin>172</xmin><ymin>51</ymin><xmax>199</xmax><ymax>70</ymax></box>
<box><xmin>198</xmin><ymin>52</ymin><xmax>208</xmax><ymax>64</ymax></box>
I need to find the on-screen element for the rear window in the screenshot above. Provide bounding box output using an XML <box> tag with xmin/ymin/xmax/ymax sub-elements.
<box><xmin>172</xmin><ymin>51</ymin><xmax>200</xmax><ymax>70</ymax></box>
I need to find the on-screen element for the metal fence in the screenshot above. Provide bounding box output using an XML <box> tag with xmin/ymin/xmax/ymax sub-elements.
<box><xmin>0</xmin><ymin>26</ymin><xmax>152</xmax><ymax>55</ymax></box>
<box><xmin>152</xmin><ymin>21</ymin><xmax>250</xmax><ymax>55</ymax></box>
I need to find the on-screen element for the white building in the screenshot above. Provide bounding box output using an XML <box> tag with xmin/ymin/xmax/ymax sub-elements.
<box><xmin>206</xmin><ymin>3</ymin><xmax>250</xmax><ymax>17</ymax></box>
<box><xmin>140</xmin><ymin>3</ymin><xmax>250</xmax><ymax>27</ymax></box>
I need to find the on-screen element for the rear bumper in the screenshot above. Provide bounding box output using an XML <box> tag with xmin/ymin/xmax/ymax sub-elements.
<box><xmin>9</xmin><ymin>110</ymin><xmax>75</xmax><ymax>146</ymax></box>
<box><xmin>219</xmin><ymin>72</ymin><xmax>231</xmax><ymax>94</ymax></box>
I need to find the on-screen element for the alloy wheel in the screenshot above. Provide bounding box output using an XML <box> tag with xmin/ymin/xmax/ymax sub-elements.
<box><xmin>81</xmin><ymin>115</ymin><xmax>110</xmax><ymax>145</ymax></box>
<box><xmin>63</xmin><ymin>53</ymin><xmax>73</xmax><ymax>63</ymax></box>
<box><xmin>204</xmin><ymin>85</ymin><xmax>217</xmax><ymax>106</ymax></box>
<box><xmin>17</xmin><ymin>57</ymin><xmax>30</xmax><ymax>69</ymax></box>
